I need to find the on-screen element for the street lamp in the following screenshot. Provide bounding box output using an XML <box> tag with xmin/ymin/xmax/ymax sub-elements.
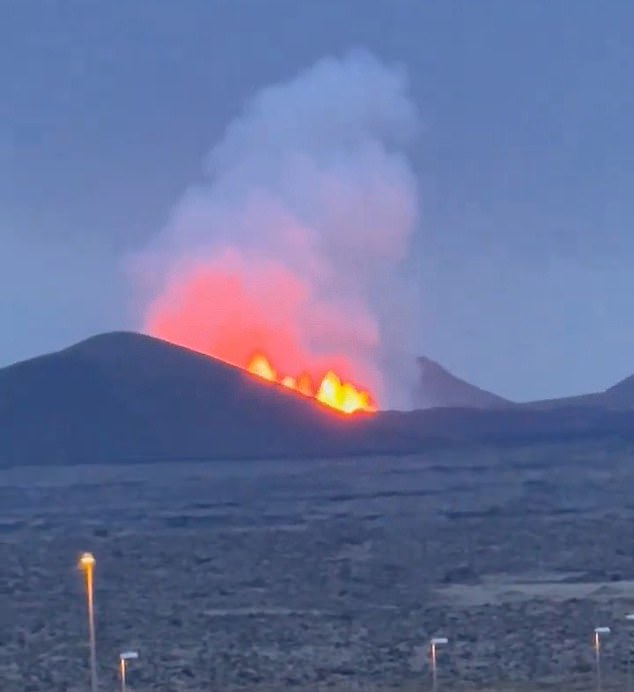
<box><xmin>625</xmin><ymin>614</ymin><xmax>634</xmax><ymax>692</ymax></box>
<box><xmin>119</xmin><ymin>651</ymin><xmax>139</xmax><ymax>692</ymax></box>
<box><xmin>430</xmin><ymin>637</ymin><xmax>448</xmax><ymax>692</ymax></box>
<box><xmin>78</xmin><ymin>552</ymin><xmax>98</xmax><ymax>692</ymax></box>
<box><xmin>594</xmin><ymin>626</ymin><xmax>610</xmax><ymax>692</ymax></box>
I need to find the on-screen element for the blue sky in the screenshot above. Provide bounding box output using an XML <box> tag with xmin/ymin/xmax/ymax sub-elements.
<box><xmin>1</xmin><ymin>1</ymin><xmax>633</xmax><ymax>401</ymax></box>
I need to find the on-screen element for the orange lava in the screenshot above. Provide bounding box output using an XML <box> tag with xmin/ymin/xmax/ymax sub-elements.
<box><xmin>143</xmin><ymin>259</ymin><xmax>379</xmax><ymax>415</ymax></box>
<box><xmin>247</xmin><ymin>353</ymin><xmax>376</xmax><ymax>414</ymax></box>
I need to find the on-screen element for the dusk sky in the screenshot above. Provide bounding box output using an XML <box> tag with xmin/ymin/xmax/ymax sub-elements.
<box><xmin>2</xmin><ymin>1</ymin><xmax>633</xmax><ymax>402</ymax></box>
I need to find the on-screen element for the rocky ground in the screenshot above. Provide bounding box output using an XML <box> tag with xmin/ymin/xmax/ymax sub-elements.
<box><xmin>1</xmin><ymin>440</ymin><xmax>634</xmax><ymax>690</ymax></box>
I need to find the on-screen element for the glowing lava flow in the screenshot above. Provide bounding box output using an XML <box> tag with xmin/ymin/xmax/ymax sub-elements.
<box><xmin>247</xmin><ymin>354</ymin><xmax>376</xmax><ymax>414</ymax></box>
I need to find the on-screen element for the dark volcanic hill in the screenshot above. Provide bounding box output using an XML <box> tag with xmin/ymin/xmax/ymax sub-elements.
<box><xmin>2</xmin><ymin>332</ymin><xmax>634</xmax><ymax>466</ymax></box>
<box><xmin>413</xmin><ymin>354</ymin><xmax>634</xmax><ymax>412</ymax></box>
<box><xmin>0</xmin><ymin>332</ymin><xmax>381</xmax><ymax>465</ymax></box>
<box><xmin>523</xmin><ymin>373</ymin><xmax>634</xmax><ymax>410</ymax></box>
<box><xmin>415</xmin><ymin>356</ymin><xmax>509</xmax><ymax>409</ymax></box>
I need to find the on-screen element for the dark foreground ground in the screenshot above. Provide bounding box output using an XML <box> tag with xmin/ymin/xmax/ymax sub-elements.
<box><xmin>1</xmin><ymin>441</ymin><xmax>634</xmax><ymax>691</ymax></box>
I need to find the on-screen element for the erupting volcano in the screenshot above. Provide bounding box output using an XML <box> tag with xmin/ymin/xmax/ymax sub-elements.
<box><xmin>134</xmin><ymin>51</ymin><xmax>420</xmax><ymax>412</ymax></box>
<box><xmin>143</xmin><ymin>258</ymin><xmax>380</xmax><ymax>414</ymax></box>
<box><xmin>247</xmin><ymin>353</ymin><xmax>375</xmax><ymax>413</ymax></box>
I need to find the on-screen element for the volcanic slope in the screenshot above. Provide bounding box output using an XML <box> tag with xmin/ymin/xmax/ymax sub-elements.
<box><xmin>2</xmin><ymin>332</ymin><xmax>634</xmax><ymax>466</ymax></box>
<box><xmin>0</xmin><ymin>332</ymin><xmax>395</xmax><ymax>465</ymax></box>
<box><xmin>415</xmin><ymin>356</ymin><xmax>510</xmax><ymax>409</ymax></box>
<box><xmin>523</xmin><ymin>373</ymin><xmax>634</xmax><ymax>410</ymax></box>
<box><xmin>415</xmin><ymin>355</ymin><xmax>634</xmax><ymax>412</ymax></box>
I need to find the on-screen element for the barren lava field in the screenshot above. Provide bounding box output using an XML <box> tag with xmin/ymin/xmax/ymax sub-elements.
<box><xmin>1</xmin><ymin>442</ymin><xmax>634</xmax><ymax>691</ymax></box>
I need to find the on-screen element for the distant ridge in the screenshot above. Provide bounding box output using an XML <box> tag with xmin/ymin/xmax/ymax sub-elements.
<box><xmin>2</xmin><ymin>332</ymin><xmax>634</xmax><ymax>466</ymax></box>
<box><xmin>414</xmin><ymin>354</ymin><xmax>634</xmax><ymax>412</ymax></box>
<box><xmin>415</xmin><ymin>356</ymin><xmax>509</xmax><ymax>410</ymax></box>
<box><xmin>523</xmin><ymin>378</ymin><xmax>634</xmax><ymax>410</ymax></box>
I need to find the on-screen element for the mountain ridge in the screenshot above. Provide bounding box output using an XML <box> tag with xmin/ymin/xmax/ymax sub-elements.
<box><xmin>415</xmin><ymin>352</ymin><xmax>634</xmax><ymax>412</ymax></box>
<box><xmin>1</xmin><ymin>331</ymin><xmax>634</xmax><ymax>467</ymax></box>
<box><xmin>415</xmin><ymin>355</ymin><xmax>510</xmax><ymax>409</ymax></box>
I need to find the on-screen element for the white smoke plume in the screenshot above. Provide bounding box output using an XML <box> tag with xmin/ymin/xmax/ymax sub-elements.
<box><xmin>133</xmin><ymin>49</ymin><xmax>421</xmax><ymax>408</ymax></box>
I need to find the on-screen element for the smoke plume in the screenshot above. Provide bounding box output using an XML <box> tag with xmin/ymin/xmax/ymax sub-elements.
<box><xmin>134</xmin><ymin>50</ymin><xmax>421</xmax><ymax>408</ymax></box>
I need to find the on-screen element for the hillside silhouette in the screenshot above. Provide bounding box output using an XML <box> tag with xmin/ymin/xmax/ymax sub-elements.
<box><xmin>1</xmin><ymin>332</ymin><xmax>634</xmax><ymax>466</ymax></box>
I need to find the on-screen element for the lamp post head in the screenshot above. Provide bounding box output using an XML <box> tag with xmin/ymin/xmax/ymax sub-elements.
<box><xmin>626</xmin><ymin>614</ymin><xmax>634</xmax><ymax>622</ymax></box>
<box><xmin>431</xmin><ymin>637</ymin><xmax>449</xmax><ymax>646</ymax></box>
<box><xmin>78</xmin><ymin>552</ymin><xmax>96</xmax><ymax>571</ymax></box>
<box><xmin>595</xmin><ymin>627</ymin><xmax>611</xmax><ymax>634</ymax></box>
<box><xmin>120</xmin><ymin>651</ymin><xmax>139</xmax><ymax>661</ymax></box>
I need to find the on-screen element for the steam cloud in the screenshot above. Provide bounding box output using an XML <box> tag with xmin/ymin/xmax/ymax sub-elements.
<box><xmin>134</xmin><ymin>50</ymin><xmax>421</xmax><ymax>408</ymax></box>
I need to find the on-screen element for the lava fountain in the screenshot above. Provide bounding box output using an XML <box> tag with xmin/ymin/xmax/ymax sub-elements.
<box><xmin>143</xmin><ymin>258</ymin><xmax>381</xmax><ymax>415</ymax></box>
<box><xmin>247</xmin><ymin>353</ymin><xmax>376</xmax><ymax>414</ymax></box>
<box><xmin>137</xmin><ymin>51</ymin><xmax>420</xmax><ymax>413</ymax></box>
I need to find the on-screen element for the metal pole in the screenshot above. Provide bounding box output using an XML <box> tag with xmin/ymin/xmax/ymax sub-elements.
<box><xmin>431</xmin><ymin>642</ymin><xmax>437</xmax><ymax>692</ymax></box>
<box><xmin>626</xmin><ymin>615</ymin><xmax>634</xmax><ymax>692</ymax></box>
<box><xmin>594</xmin><ymin>632</ymin><xmax>602</xmax><ymax>692</ymax></box>
<box><xmin>86</xmin><ymin>566</ymin><xmax>98</xmax><ymax>692</ymax></box>
<box><xmin>120</xmin><ymin>658</ymin><xmax>126</xmax><ymax>692</ymax></box>
<box><xmin>119</xmin><ymin>651</ymin><xmax>138</xmax><ymax>691</ymax></box>
<box><xmin>592</xmin><ymin>627</ymin><xmax>611</xmax><ymax>692</ymax></box>
<box><xmin>626</xmin><ymin>625</ymin><xmax>634</xmax><ymax>692</ymax></box>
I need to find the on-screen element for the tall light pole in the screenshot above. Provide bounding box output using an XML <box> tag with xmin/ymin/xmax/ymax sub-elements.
<box><xmin>626</xmin><ymin>614</ymin><xmax>634</xmax><ymax>692</ymax></box>
<box><xmin>78</xmin><ymin>552</ymin><xmax>98</xmax><ymax>692</ymax></box>
<box><xmin>430</xmin><ymin>637</ymin><xmax>448</xmax><ymax>692</ymax></box>
<box><xmin>594</xmin><ymin>626</ymin><xmax>610</xmax><ymax>692</ymax></box>
<box><xmin>119</xmin><ymin>651</ymin><xmax>139</xmax><ymax>692</ymax></box>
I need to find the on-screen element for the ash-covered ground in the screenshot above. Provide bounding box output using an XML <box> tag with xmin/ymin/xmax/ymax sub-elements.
<box><xmin>1</xmin><ymin>442</ymin><xmax>634</xmax><ymax>691</ymax></box>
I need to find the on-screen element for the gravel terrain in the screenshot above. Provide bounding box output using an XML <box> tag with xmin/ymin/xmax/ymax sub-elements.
<box><xmin>1</xmin><ymin>441</ymin><xmax>634</xmax><ymax>690</ymax></box>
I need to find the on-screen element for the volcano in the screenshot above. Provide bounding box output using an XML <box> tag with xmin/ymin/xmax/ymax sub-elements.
<box><xmin>2</xmin><ymin>332</ymin><xmax>634</xmax><ymax>467</ymax></box>
<box><xmin>414</xmin><ymin>356</ymin><xmax>509</xmax><ymax>410</ymax></box>
<box><xmin>0</xmin><ymin>332</ymin><xmax>398</xmax><ymax>466</ymax></box>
